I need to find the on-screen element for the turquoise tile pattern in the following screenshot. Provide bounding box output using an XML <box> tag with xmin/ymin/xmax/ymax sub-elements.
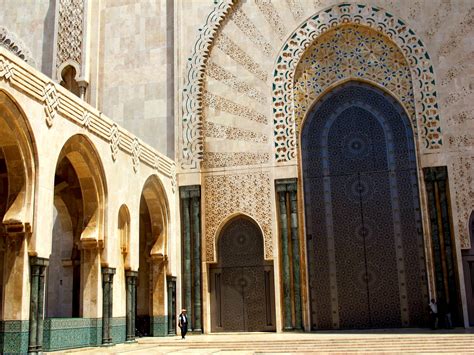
<box><xmin>152</xmin><ymin>316</ymin><xmax>168</xmax><ymax>337</ymax></box>
<box><xmin>0</xmin><ymin>320</ymin><xmax>29</xmax><ymax>354</ymax></box>
<box><xmin>43</xmin><ymin>318</ymin><xmax>102</xmax><ymax>351</ymax></box>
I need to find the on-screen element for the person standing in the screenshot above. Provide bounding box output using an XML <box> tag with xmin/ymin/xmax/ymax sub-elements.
<box><xmin>178</xmin><ymin>309</ymin><xmax>188</xmax><ymax>339</ymax></box>
<box><xmin>429</xmin><ymin>298</ymin><xmax>438</xmax><ymax>330</ymax></box>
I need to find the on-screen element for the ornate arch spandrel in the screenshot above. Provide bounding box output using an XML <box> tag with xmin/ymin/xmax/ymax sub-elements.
<box><xmin>273</xmin><ymin>3</ymin><xmax>442</xmax><ymax>163</ymax></box>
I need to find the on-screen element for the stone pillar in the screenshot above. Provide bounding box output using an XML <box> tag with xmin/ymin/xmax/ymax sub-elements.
<box><xmin>125</xmin><ymin>270</ymin><xmax>138</xmax><ymax>342</ymax></box>
<box><xmin>191</xmin><ymin>192</ymin><xmax>202</xmax><ymax>332</ymax></box>
<box><xmin>101</xmin><ymin>267</ymin><xmax>115</xmax><ymax>345</ymax></box>
<box><xmin>276</xmin><ymin>179</ymin><xmax>302</xmax><ymax>331</ymax></box>
<box><xmin>276</xmin><ymin>182</ymin><xmax>292</xmax><ymax>330</ymax></box>
<box><xmin>179</xmin><ymin>186</ymin><xmax>202</xmax><ymax>332</ymax></box>
<box><xmin>289</xmin><ymin>186</ymin><xmax>302</xmax><ymax>330</ymax></box>
<box><xmin>28</xmin><ymin>256</ymin><xmax>49</xmax><ymax>354</ymax></box>
<box><xmin>167</xmin><ymin>276</ymin><xmax>176</xmax><ymax>335</ymax></box>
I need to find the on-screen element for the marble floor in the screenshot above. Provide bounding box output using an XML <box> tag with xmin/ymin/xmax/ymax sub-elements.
<box><xmin>48</xmin><ymin>329</ymin><xmax>474</xmax><ymax>354</ymax></box>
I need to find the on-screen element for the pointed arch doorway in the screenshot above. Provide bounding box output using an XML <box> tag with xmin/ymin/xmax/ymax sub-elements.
<box><xmin>302</xmin><ymin>82</ymin><xmax>428</xmax><ymax>330</ymax></box>
<box><xmin>210</xmin><ymin>216</ymin><xmax>276</xmax><ymax>332</ymax></box>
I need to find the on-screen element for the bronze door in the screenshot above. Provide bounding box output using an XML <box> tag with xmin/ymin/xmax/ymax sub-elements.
<box><xmin>210</xmin><ymin>216</ymin><xmax>276</xmax><ymax>332</ymax></box>
<box><xmin>302</xmin><ymin>82</ymin><xmax>427</xmax><ymax>329</ymax></box>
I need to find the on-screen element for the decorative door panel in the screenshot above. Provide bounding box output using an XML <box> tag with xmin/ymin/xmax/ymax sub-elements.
<box><xmin>302</xmin><ymin>82</ymin><xmax>427</xmax><ymax>329</ymax></box>
<box><xmin>210</xmin><ymin>217</ymin><xmax>276</xmax><ymax>332</ymax></box>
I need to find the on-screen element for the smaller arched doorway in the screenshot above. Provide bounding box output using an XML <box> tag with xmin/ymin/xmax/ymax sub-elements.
<box><xmin>210</xmin><ymin>216</ymin><xmax>275</xmax><ymax>332</ymax></box>
<box><xmin>462</xmin><ymin>212</ymin><xmax>474</xmax><ymax>325</ymax></box>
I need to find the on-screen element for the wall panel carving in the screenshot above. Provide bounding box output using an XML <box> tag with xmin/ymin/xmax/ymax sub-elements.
<box><xmin>204</xmin><ymin>121</ymin><xmax>268</xmax><ymax>143</ymax></box>
<box><xmin>56</xmin><ymin>0</ymin><xmax>84</xmax><ymax>70</ymax></box>
<box><xmin>202</xmin><ymin>152</ymin><xmax>269</xmax><ymax>169</ymax></box>
<box><xmin>452</xmin><ymin>156</ymin><xmax>474</xmax><ymax>249</ymax></box>
<box><xmin>204</xmin><ymin>172</ymin><xmax>273</xmax><ymax>262</ymax></box>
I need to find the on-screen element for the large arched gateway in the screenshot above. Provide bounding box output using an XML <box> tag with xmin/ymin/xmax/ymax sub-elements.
<box><xmin>301</xmin><ymin>81</ymin><xmax>428</xmax><ymax>330</ymax></box>
<box><xmin>210</xmin><ymin>216</ymin><xmax>275</xmax><ymax>332</ymax></box>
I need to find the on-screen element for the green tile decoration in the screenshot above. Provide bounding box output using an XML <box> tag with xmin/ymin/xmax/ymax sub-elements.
<box><xmin>111</xmin><ymin>317</ymin><xmax>126</xmax><ymax>344</ymax></box>
<box><xmin>43</xmin><ymin>318</ymin><xmax>102</xmax><ymax>351</ymax></box>
<box><xmin>0</xmin><ymin>320</ymin><xmax>30</xmax><ymax>354</ymax></box>
<box><xmin>152</xmin><ymin>316</ymin><xmax>168</xmax><ymax>337</ymax></box>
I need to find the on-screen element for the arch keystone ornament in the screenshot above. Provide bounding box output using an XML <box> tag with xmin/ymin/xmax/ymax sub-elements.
<box><xmin>272</xmin><ymin>3</ymin><xmax>442</xmax><ymax>163</ymax></box>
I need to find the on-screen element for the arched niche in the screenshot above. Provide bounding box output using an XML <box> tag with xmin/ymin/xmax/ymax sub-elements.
<box><xmin>136</xmin><ymin>174</ymin><xmax>169</xmax><ymax>336</ymax></box>
<box><xmin>47</xmin><ymin>134</ymin><xmax>107</xmax><ymax>319</ymax></box>
<box><xmin>0</xmin><ymin>89</ymin><xmax>36</xmax><ymax>321</ymax></box>
<box><xmin>210</xmin><ymin>214</ymin><xmax>276</xmax><ymax>332</ymax></box>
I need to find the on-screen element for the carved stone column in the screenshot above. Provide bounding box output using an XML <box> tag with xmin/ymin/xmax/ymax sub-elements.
<box><xmin>28</xmin><ymin>256</ymin><xmax>49</xmax><ymax>354</ymax></box>
<box><xmin>289</xmin><ymin>186</ymin><xmax>302</xmax><ymax>330</ymax></box>
<box><xmin>167</xmin><ymin>276</ymin><xmax>176</xmax><ymax>335</ymax></box>
<box><xmin>275</xmin><ymin>179</ymin><xmax>302</xmax><ymax>331</ymax></box>
<box><xmin>276</xmin><ymin>182</ymin><xmax>292</xmax><ymax>330</ymax></box>
<box><xmin>101</xmin><ymin>267</ymin><xmax>115</xmax><ymax>345</ymax></box>
<box><xmin>191</xmin><ymin>193</ymin><xmax>202</xmax><ymax>332</ymax></box>
<box><xmin>125</xmin><ymin>270</ymin><xmax>138</xmax><ymax>342</ymax></box>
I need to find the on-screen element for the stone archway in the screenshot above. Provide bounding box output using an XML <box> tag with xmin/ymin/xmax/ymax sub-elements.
<box><xmin>301</xmin><ymin>81</ymin><xmax>427</xmax><ymax>330</ymax></box>
<box><xmin>136</xmin><ymin>175</ymin><xmax>169</xmax><ymax>336</ymax></box>
<box><xmin>46</xmin><ymin>134</ymin><xmax>106</xmax><ymax>322</ymax></box>
<box><xmin>0</xmin><ymin>89</ymin><xmax>36</xmax><ymax>341</ymax></box>
<box><xmin>210</xmin><ymin>215</ymin><xmax>275</xmax><ymax>332</ymax></box>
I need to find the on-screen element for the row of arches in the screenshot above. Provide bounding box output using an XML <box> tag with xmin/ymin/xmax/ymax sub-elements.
<box><xmin>0</xmin><ymin>89</ymin><xmax>172</xmax><ymax>350</ymax></box>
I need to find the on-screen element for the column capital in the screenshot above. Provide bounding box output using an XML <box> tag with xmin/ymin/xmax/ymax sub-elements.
<box><xmin>29</xmin><ymin>256</ymin><xmax>49</xmax><ymax>267</ymax></box>
<box><xmin>125</xmin><ymin>270</ymin><xmax>138</xmax><ymax>278</ymax></box>
<box><xmin>179</xmin><ymin>185</ymin><xmax>201</xmax><ymax>198</ymax></box>
<box><xmin>275</xmin><ymin>178</ymin><xmax>298</xmax><ymax>192</ymax></box>
<box><xmin>101</xmin><ymin>267</ymin><xmax>116</xmax><ymax>275</ymax></box>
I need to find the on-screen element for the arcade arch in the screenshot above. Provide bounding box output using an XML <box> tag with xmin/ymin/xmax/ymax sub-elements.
<box><xmin>46</xmin><ymin>134</ymin><xmax>106</xmax><ymax>318</ymax></box>
<box><xmin>136</xmin><ymin>175</ymin><xmax>169</xmax><ymax>336</ymax></box>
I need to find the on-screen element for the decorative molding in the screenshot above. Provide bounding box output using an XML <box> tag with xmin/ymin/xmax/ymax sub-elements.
<box><xmin>452</xmin><ymin>156</ymin><xmax>474</xmax><ymax>249</ymax></box>
<box><xmin>273</xmin><ymin>3</ymin><xmax>443</xmax><ymax>163</ymax></box>
<box><xmin>203</xmin><ymin>91</ymin><xmax>267</xmax><ymax>124</ymax></box>
<box><xmin>204</xmin><ymin>121</ymin><xmax>268</xmax><ymax>143</ymax></box>
<box><xmin>214</xmin><ymin>33</ymin><xmax>268</xmax><ymax>82</ymax></box>
<box><xmin>286</xmin><ymin>0</ymin><xmax>304</xmax><ymax>22</ymax></box>
<box><xmin>0</xmin><ymin>56</ymin><xmax>14</xmax><ymax>81</ymax></box>
<box><xmin>0</xmin><ymin>47</ymin><xmax>175</xmax><ymax>180</ymax></box>
<box><xmin>43</xmin><ymin>83</ymin><xmax>59</xmax><ymax>127</ymax></box>
<box><xmin>255</xmin><ymin>0</ymin><xmax>288</xmax><ymax>41</ymax></box>
<box><xmin>110</xmin><ymin>123</ymin><xmax>119</xmax><ymax>161</ymax></box>
<box><xmin>206</xmin><ymin>61</ymin><xmax>266</xmax><ymax>104</ymax></box>
<box><xmin>132</xmin><ymin>138</ymin><xmax>140</xmax><ymax>173</ymax></box>
<box><xmin>202</xmin><ymin>152</ymin><xmax>270</xmax><ymax>169</ymax></box>
<box><xmin>0</xmin><ymin>26</ymin><xmax>35</xmax><ymax>66</ymax></box>
<box><xmin>204</xmin><ymin>172</ymin><xmax>273</xmax><ymax>262</ymax></box>
<box><xmin>229</xmin><ymin>7</ymin><xmax>275</xmax><ymax>58</ymax></box>
<box><xmin>181</xmin><ymin>0</ymin><xmax>236</xmax><ymax>170</ymax></box>
<box><xmin>55</xmin><ymin>0</ymin><xmax>84</xmax><ymax>73</ymax></box>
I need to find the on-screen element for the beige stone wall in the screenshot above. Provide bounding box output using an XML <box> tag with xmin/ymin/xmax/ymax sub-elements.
<box><xmin>96</xmin><ymin>0</ymin><xmax>175</xmax><ymax>158</ymax></box>
<box><xmin>0</xmin><ymin>47</ymin><xmax>179</xmax><ymax>320</ymax></box>
<box><xmin>0</xmin><ymin>0</ymin><xmax>56</xmax><ymax>76</ymax></box>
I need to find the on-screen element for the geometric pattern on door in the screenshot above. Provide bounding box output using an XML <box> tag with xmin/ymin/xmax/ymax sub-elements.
<box><xmin>210</xmin><ymin>216</ymin><xmax>275</xmax><ymax>332</ymax></box>
<box><xmin>302</xmin><ymin>81</ymin><xmax>428</xmax><ymax>329</ymax></box>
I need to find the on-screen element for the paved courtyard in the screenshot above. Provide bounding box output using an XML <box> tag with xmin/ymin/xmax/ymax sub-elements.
<box><xmin>50</xmin><ymin>329</ymin><xmax>474</xmax><ymax>354</ymax></box>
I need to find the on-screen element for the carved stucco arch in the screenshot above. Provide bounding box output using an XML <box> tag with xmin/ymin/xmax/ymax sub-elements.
<box><xmin>56</xmin><ymin>134</ymin><xmax>107</xmax><ymax>249</ymax></box>
<box><xmin>140</xmin><ymin>174</ymin><xmax>170</xmax><ymax>261</ymax></box>
<box><xmin>273</xmin><ymin>3</ymin><xmax>442</xmax><ymax>163</ymax></box>
<box><xmin>0</xmin><ymin>26</ymin><xmax>36</xmax><ymax>66</ymax></box>
<box><xmin>181</xmin><ymin>0</ymin><xmax>236</xmax><ymax>169</ymax></box>
<box><xmin>0</xmin><ymin>89</ymin><xmax>37</xmax><ymax>235</ymax></box>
